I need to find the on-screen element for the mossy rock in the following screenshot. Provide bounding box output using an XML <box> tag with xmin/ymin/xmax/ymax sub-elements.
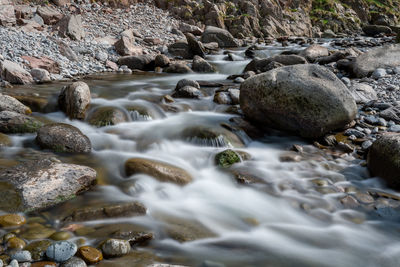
<box><xmin>87</xmin><ymin>106</ymin><xmax>129</xmax><ymax>127</ymax></box>
<box><xmin>0</xmin><ymin>133</ymin><xmax>12</xmax><ymax>147</ymax></box>
<box><xmin>215</xmin><ymin>149</ymin><xmax>241</xmax><ymax>168</ymax></box>
<box><xmin>0</xmin><ymin>111</ymin><xmax>43</xmax><ymax>134</ymax></box>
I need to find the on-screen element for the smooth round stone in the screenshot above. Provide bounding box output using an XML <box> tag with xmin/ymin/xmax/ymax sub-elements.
<box><xmin>20</xmin><ymin>224</ymin><xmax>56</xmax><ymax>240</ymax></box>
<box><xmin>49</xmin><ymin>231</ymin><xmax>72</xmax><ymax>241</ymax></box>
<box><xmin>25</xmin><ymin>240</ymin><xmax>52</xmax><ymax>261</ymax></box>
<box><xmin>7</xmin><ymin>237</ymin><xmax>26</xmax><ymax>250</ymax></box>
<box><xmin>0</xmin><ymin>214</ymin><xmax>26</xmax><ymax>227</ymax></box>
<box><xmin>10</xmin><ymin>250</ymin><xmax>32</xmax><ymax>262</ymax></box>
<box><xmin>101</xmin><ymin>239</ymin><xmax>131</xmax><ymax>257</ymax></box>
<box><xmin>60</xmin><ymin>256</ymin><xmax>87</xmax><ymax>267</ymax></box>
<box><xmin>3</xmin><ymin>232</ymin><xmax>16</xmax><ymax>242</ymax></box>
<box><xmin>9</xmin><ymin>259</ymin><xmax>18</xmax><ymax>267</ymax></box>
<box><xmin>78</xmin><ymin>246</ymin><xmax>103</xmax><ymax>264</ymax></box>
<box><xmin>30</xmin><ymin>261</ymin><xmax>57</xmax><ymax>267</ymax></box>
<box><xmin>45</xmin><ymin>241</ymin><xmax>77</xmax><ymax>263</ymax></box>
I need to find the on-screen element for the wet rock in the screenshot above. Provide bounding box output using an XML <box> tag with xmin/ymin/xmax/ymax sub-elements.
<box><xmin>351</xmin><ymin>44</ymin><xmax>400</xmax><ymax>78</ymax></box>
<box><xmin>62</xmin><ymin>201</ymin><xmax>146</xmax><ymax>222</ymax></box>
<box><xmin>164</xmin><ymin>63</ymin><xmax>193</xmax><ymax>73</ymax></box>
<box><xmin>244</xmin><ymin>55</ymin><xmax>307</xmax><ymax>73</ymax></box>
<box><xmin>172</xmin><ymin>86</ymin><xmax>202</xmax><ymax>99</ymax></box>
<box><xmin>0</xmin><ymin>159</ymin><xmax>96</xmax><ymax>212</ymax></box>
<box><xmin>154</xmin><ymin>54</ymin><xmax>170</xmax><ymax>68</ymax></box>
<box><xmin>349</xmin><ymin>83</ymin><xmax>377</xmax><ymax>104</ymax></box>
<box><xmin>7</xmin><ymin>237</ymin><xmax>26</xmax><ymax>250</ymax></box>
<box><xmin>363</xmin><ymin>25</ymin><xmax>392</xmax><ymax>37</ymax></box>
<box><xmin>117</xmin><ymin>55</ymin><xmax>154</xmax><ymax>71</ymax></box>
<box><xmin>78</xmin><ymin>246</ymin><xmax>103</xmax><ymax>264</ymax></box>
<box><xmin>125</xmin><ymin>158</ymin><xmax>193</xmax><ymax>185</ymax></box>
<box><xmin>213</xmin><ymin>92</ymin><xmax>232</xmax><ymax>105</ymax></box>
<box><xmin>299</xmin><ymin>44</ymin><xmax>329</xmax><ymax>62</ymax></box>
<box><xmin>58</xmin><ymin>81</ymin><xmax>91</xmax><ymax>120</ymax></box>
<box><xmin>0</xmin><ymin>214</ymin><xmax>26</xmax><ymax>227</ymax></box>
<box><xmin>46</xmin><ymin>241</ymin><xmax>77</xmax><ymax>263</ymax></box>
<box><xmin>176</xmin><ymin>79</ymin><xmax>200</xmax><ymax>90</ymax></box>
<box><xmin>31</xmin><ymin>262</ymin><xmax>57</xmax><ymax>267</ymax></box>
<box><xmin>101</xmin><ymin>239</ymin><xmax>130</xmax><ymax>258</ymax></box>
<box><xmin>61</xmin><ymin>257</ymin><xmax>87</xmax><ymax>267</ymax></box>
<box><xmin>87</xmin><ymin>107</ymin><xmax>129</xmax><ymax>127</ymax></box>
<box><xmin>228</xmin><ymin>89</ymin><xmax>240</xmax><ymax>104</ymax></box>
<box><xmin>114</xmin><ymin>36</ymin><xmax>142</xmax><ymax>56</ymax></box>
<box><xmin>0</xmin><ymin>133</ymin><xmax>12</xmax><ymax>146</ymax></box>
<box><xmin>185</xmin><ymin>33</ymin><xmax>205</xmax><ymax>58</ymax></box>
<box><xmin>49</xmin><ymin>232</ymin><xmax>72</xmax><ymax>241</ymax></box>
<box><xmin>36</xmin><ymin>123</ymin><xmax>91</xmax><ymax>153</ymax></box>
<box><xmin>162</xmin><ymin>217</ymin><xmax>215</xmax><ymax>242</ymax></box>
<box><xmin>0</xmin><ymin>60</ymin><xmax>33</xmax><ymax>84</ymax></box>
<box><xmin>30</xmin><ymin>68</ymin><xmax>51</xmax><ymax>83</ymax></box>
<box><xmin>240</xmin><ymin>64</ymin><xmax>357</xmax><ymax>138</ymax></box>
<box><xmin>192</xmin><ymin>55</ymin><xmax>215</xmax><ymax>73</ymax></box>
<box><xmin>215</xmin><ymin>149</ymin><xmax>241</xmax><ymax>168</ymax></box>
<box><xmin>37</xmin><ymin>6</ymin><xmax>63</xmax><ymax>25</ymax></box>
<box><xmin>25</xmin><ymin>240</ymin><xmax>52</xmax><ymax>261</ymax></box>
<box><xmin>368</xmin><ymin>133</ymin><xmax>400</xmax><ymax>190</ymax></box>
<box><xmin>201</xmin><ymin>26</ymin><xmax>239</xmax><ymax>48</ymax></box>
<box><xmin>182</xmin><ymin>125</ymin><xmax>245</xmax><ymax>147</ymax></box>
<box><xmin>0</xmin><ymin>111</ymin><xmax>43</xmax><ymax>134</ymax></box>
<box><xmin>10</xmin><ymin>250</ymin><xmax>31</xmax><ymax>262</ymax></box>
<box><xmin>0</xmin><ymin>94</ymin><xmax>31</xmax><ymax>114</ymax></box>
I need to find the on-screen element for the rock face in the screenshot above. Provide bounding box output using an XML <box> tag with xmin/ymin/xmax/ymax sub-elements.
<box><xmin>368</xmin><ymin>134</ymin><xmax>400</xmax><ymax>190</ymax></box>
<box><xmin>55</xmin><ymin>15</ymin><xmax>85</xmax><ymax>41</ymax></box>
<box><xmin>0</xmin><ymin>60</ymin><xmax>33</xmax><ymax>84</ymax></box>
<box><xmin>240</xmin><ymin>64</ymin><xmax>357</xmax><ymax>138</ymax></box>
<box><xmin>58</xmin><ymin>81</ymin><xmax>91</xmax><ymax>120</ymax></box>
<box><xmin>36</xmin><ymin>123</ymin><xmax>91</xmax><ymax>153</ymax></box>
<box><xmin>351</xmin><ymin>44</ymin><xmax>400</xmax><ymax>78</ymax></box>
<box><xmin>0</xmin><ymin>159</ymin><xmax>97</xmax><ymax>212</ymax></box>
<box><xmin>201</xmin><ymin>26</ymin><xmax>239</xmax><ymax>48</ymax></box>
<box><xmin>0</xmin><ymin>94</ymin><xmax>31</xmax><ymax>114</ymax></box>
<box><xmin>125</xmin><ymin>158</ymin><xmax>193</xmax><ymax>185</ymax></box>
<box><xmin>0</xmin><ymin>111</ymin><xmax>43</xmax><ymax>134</ymax></box>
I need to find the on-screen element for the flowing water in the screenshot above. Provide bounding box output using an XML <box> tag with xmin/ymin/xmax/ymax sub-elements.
<box><xmin>2</xmin><ymin>41</ymin><xmax>400</xmax><ymax>266</ymax></box>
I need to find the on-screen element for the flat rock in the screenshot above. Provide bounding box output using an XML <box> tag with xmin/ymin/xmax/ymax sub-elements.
<box><xmin>0</xmin><ymin>110</ymin><xmax>43</xmax><ymax>134</ymax></box>
<box><xmin>0</xmin><ymin>94</ymin><xmax>31</xmax><ymax>114</ymax></box>
<box><xmin>0</xmin><ymin>60</ymin><xmax>33</xmax><ymax>84</ymax></box>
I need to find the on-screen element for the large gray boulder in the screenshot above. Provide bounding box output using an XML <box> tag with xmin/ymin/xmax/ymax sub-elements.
<box><xmin>368</xmin><ymin>134</ymin><xmax>400</xmax><ymax>190</ymax></box>
<box><xmin>351</xmin><ymin>44</ymin><xmax>400</xmax><ymax>78</ymax></box>
<box><xmin>201</xmin><ymin>26</ymin><xmax>239</xmax><ymax>48</ymax></box>
<box><xmin>0</xmin><ymin>60</ymin><xmax>33</xmax><ymax>84</ymax></box>
<box><xmin>0</xmin><ymin>159</ymin><xmax>97</xmax><ymax>212</ymax></box>
<box><xmin>240</xmin><ymin>64</ymin><xmax>357</xmax><ymax>138</ymax></box>
<box><xmin>58</xmin><ymin>81</ymin><xmax>91</xmax><ymax>120</ymax></box>
<box><xmin>36</xmin><ymin>123</ymin><xmax>91</xmax><ymax>153</ymax></box>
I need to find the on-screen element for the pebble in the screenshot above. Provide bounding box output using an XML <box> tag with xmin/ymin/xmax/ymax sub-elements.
<box><xmin>60</xmin><ymin>256</ymin><xmax>87</xmax><ymax>267</ymax></box>
<box><xmin>10</xmin><ymin>251</ymin><xmax>31</xmax><ymax>262</ymax></box>
<box><xmin>361</xmin><ymin>140</ymin><xmax>373</xmax><ymax>150</ymax></box>
<box><xmin>8</xmin><ymin>259</ymin><xmax>18</xmax><ymax>267</ymax></box>
<box><xmin>7</xmin><ymin>237</ymin><xmax>26</xmax><ymax>250</ymax></box>
<box><xmin>49</xmin><ymin>232</ymin><xmax>72</xmax><ymax>241</ymax></box>
<box><xmin>0</xmin><ymin>214</ymin><xmax>26</xmax><ymax>227</ymax></box>
<box><xmin>101</xmin><ymin>239</ymin><xmax>131</xmax><ymax>257</ymax></box>
<box><xmin>371</xmin><ymin>68</ymin><xmax>386</xmax><ymax>79</ymax></box>
<box><xmin>45</xmin><ymin>241</ymin><xmax>77</xmax><ymax>263</ymax></box>
<box><xmin>78</xmin><ymin>246</ymin><xmax>103</xmax><ymax>264</ymax></box>
<box><xmin>389</xmin><ymin>125</ymin><xmax>400</xmax><ymax>132</ymax></box>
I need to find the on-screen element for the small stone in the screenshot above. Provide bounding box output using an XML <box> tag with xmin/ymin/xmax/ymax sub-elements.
<box><xmin>49</xmin><ymin>231</ymin><xmax>72</xmax><ymax>241</ymax></box>
<box><xmin>389</xmin><ymin>125</ymin><xmax>400</xmax><ymax>132</ymax></box>
<box><xmin>0</xmin><ymin>214</ymin><xmax>26</xmax><ymax>227</ymax></box>
<box><xmin>9</xmin><ymin>259</ymin><xmax>18</xmax><ymax>267</ymax></box>
<box><xmin>60</xmin><ymin>256</ymin><xmax>86</xmax><ymax>267</ymax></box>
<box><xmin>101</xmin><ymin>239</ymin><xmax>130</xmax><ymax>258</ymax></box>
<box><xmin>234</xmin><ymin>77</ymin><xmax>244</xmax><ymax>83</ymax></box>
<box><xmin>30</xmin><ymin>261</ymin><xmax>57</xmax><ymax>267</ymax></box>
<box><xmin>45</xmin><ymin>241</ymin><xmax>77</xmax><ymax>263</ymax></box>
<box><xmin>215</xmin><ymin>149</ymin><xmax>241</xmax><ymax>168</ymax></box>
<box><xmin>78</xmin><ymin>246</ymin><xmax>103</xmax><ymax>264</ymax></box>
<box><xmin>371</xmin><ymin>68</ymin><xmax>386</xmax><ymax>79</ymax></box>
<box><xmin>10</xmin><ymin>250</ymin><xmax>31</xmax><ymax>262</ymax></box>
<box><xmin>7</xmin><ymin>237</ymin><xmax>26</xmax><ymax>250</ymax></box>
<box><xmin>361</xmin><ymin>140</ymin><xmax>373</xmax><ymax>150</ymax></box>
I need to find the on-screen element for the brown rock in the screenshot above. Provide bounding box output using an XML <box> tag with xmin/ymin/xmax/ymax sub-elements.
<box><xmin>21</xmin><ymin>56</ymin><xmax>60</xmax><ymax>74</ymax></box>
<box><xmin>0</xmin><ymin>60</ymin><xmax>33</xmax><ymax>84</ymax></box>
<box><xmin>106</xmin><ymin>60</ymin><xmax>118</xmax><ymax>71</ymax></box>
<box><xmin>115</xmin><ymin>36</ymin><xmax>143</xmax><ymax>56</ymax></box>
<box><xmin>78</xmin><ymin>246</ymin><xmax>103</xmax><ymax>264</ymax></box>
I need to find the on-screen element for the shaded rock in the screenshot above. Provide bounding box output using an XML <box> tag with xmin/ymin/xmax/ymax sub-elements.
<box><xmin>172</xmin><ymin>86</ymin><xmax>201</xmax><ymax>99</ymax></box>
<box><xmin>240</xmin><ymin>64</ymin><xmax>357</xmax><ymax>138</ymax></box>
<box><xmin>125</xmin><ymin>158</ymin><xmax>193</xmax><ymax>185</ymax></box>
<box><xmin>368</xmin><ymin>134</ymin><xmax>400</xmax><ymax>190</ymax></box>
<box><xmin>58</xmin><ymin>81</ymin><xmax>91</xmax><ymax>120</ymax></box>
<box><xmin>31</xmin><ymin>68</ymin><xmax>51</xmax><ymax>83</ymax></box>
<box><xmin>154</xmin><ymin>54</ymin><xmax>170</xmax><ymax>68</ymax></box>
<box><xmin>299</xmin><ymin>44</ymin><xmax>329</xmax><ymax>62</ymax></box>
<box><xmin>185</xmin><ymin>33</ymin><xmax>205</xmax><ymax>58</ymax></box>
<box><xmin>0</xmin><ymin>94</ymin><xmax>31</xmax><ymax>114</ymax></box>
<box><xmin>0</xmin><ymin>111</ymin><xmax>43</xmax><ymax>134</ymax></box>
<box><xmin>180</xmin><ymin>22</ymin><xmax>203</xmax><ymax>35</ymax></box>
<box><xmin>214</xmin><ymin>91</ymin><xmax>232</xmax><ymax>105</ymax></box>
<box><xmin>21</xmin><ymin>56</ymin><xmax>60</xmax><ymax>74</ymax></box>
<box><xmin>46</xmin><ymin>241</ymin><xmax>77</xmax><ymax>263</ymax></box>
<box><xmin>168</xmin><ymin>41</ymin><xmax>192</xmax><ymax>59</ymax></box>
<box><xmin>244</xmin><ymin>55</ymin><xmax>307</xmax><ymax>73</ymax></box>
<box><xmin>0</xmin><ymin>159</ymin><xmax>97</xmax><ymax>212</ymax></box>
<box><xmin>117</xmin><ymin>55</ymin><xmax>154</xmax><ymax>71</ymax></box>
<box><xmin>0</xmin><ymin>60</ymin><xmax>33</xmax><ymax>84</ymax></box>
<box><xmin>380</xmin><ymin>106</ymin><xmax>400</xmax><ymax>124</ymax></box>
<box><xmin>351</xmin><ymin>44</ymin><xmax>400</xmax><ymax>78</ymax></box>
<box><xmin>176</xmin><ymin>79</ymin><xmax>200</xmax><ymax>90</ymax></box>
<box><xmin>101</xmin><ymin>239</ymin><xmax>130</xmax><ymax>258</ymax></box>
<box><xmin>55</xmin><ymin>15</ymin><xmax>85</xmax><ymax>41</ymax></box>
<box><xmin>349</xmin><ymin>83</ymin><xmax>377</xmax><ymax>104</ymax></box>
<box><xmin>24</xmin><ymin>240</ymin><xmax>52</xmax><ymax>261</ymax></box>
<box><xmin>114</xmin><ymin>36</ymin><xmax>143</xmax><ymax>56</ymax></box>
<box><xmin>164</xmin><ymin>63</ymin><xmax>193</xmax><ymax>73</ymax></box>
<box><xmin>192</xmin><ymin>55</ymin><xmax>215</xmax><ymax>73</ymax></box>
<box><xmin>201</xmin><ymin>26</ymin><xmax>239</xmax><ymax>48</ymax></box>
<box><xmin>87</xmin><ymin>107</ymin><xmax>129</xmax><ymax>127</ymax></box>
<box><xmin>36</xmin><ymin>123</ymin><xmax>91</xmax><ymax>153</ymax></box>
<box><xmin>37</xmin><ymin>6</ymin><xmax>63</xmax><ymax>25</ymax></box>
<box><xmin>63</xmin><ymin>201</ymin><xmax>146</xmax><ymax>222</ymax></box>
<box><xmin>363</xmin><ymin>25</ymin><xmax>392</xmax><ymax>37</ymax></box>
